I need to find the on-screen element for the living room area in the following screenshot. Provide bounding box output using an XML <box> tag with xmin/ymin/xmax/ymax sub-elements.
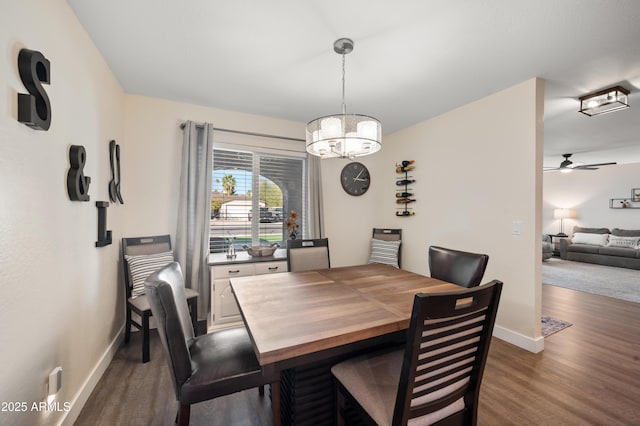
<box><xmin>542</xmin><ymin>160</ymin><xmax>640</xmax><ymax>303</ymax></box>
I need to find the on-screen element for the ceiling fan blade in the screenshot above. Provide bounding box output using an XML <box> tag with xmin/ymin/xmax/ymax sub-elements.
<box><xmin>577</xmin><ymin>162</ymin><xmax>617</xmax><ymax>168</ymax></box>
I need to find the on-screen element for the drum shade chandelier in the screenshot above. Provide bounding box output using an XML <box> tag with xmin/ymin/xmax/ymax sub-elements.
<box><xmin>306</xmin><ymin>38</ymin><xmax>382</xmax><ymax>159</ymax></box>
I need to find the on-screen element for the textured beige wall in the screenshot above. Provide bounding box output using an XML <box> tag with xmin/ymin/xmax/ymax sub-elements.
<box><xmin>321</xmin><ymin>79</ymin><xmax>544</xmax><ymax>350</ymax></box>
<box><xmin>0</xmin><ymin>0</ymin><xmax>125</xmax><ymax>424</ymax></box>
<box><xmin>122</xmin><ymin>94</ymin><xmax>306</xmax><ymax>240</ymax></box>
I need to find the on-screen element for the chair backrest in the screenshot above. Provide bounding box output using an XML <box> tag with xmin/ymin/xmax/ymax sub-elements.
<box><xmin>393</xmin><ymin>280</ymin><xmax>503</xmax><ymax>425</ymax></box>
<box><xmin>428</xmin><ymin>246</ymin><xmax>489</xmax><ymax>288</ymax></box>
<box><xmin>372</xmin><ymin>228</ymin><xmax>402</xmax><ymax>268</ymax></box>
<box><xmin>287</xmin><ymin>238</ymin><xmax>330</xmax><ymax>272</ymax></box>
<box><xmin>372</xmin><ymin>228</ymin><xmax>402</xmax><ymax>241</ymax></box>
<box><xmin>122</xmin><ymin>235</ymin><xmax>172</xmax><ymax>299</ymax></box>
<box><xmin>144</xmin><ymin>262</ymin><xmax>195</xmax><ymax>399</ymax></box>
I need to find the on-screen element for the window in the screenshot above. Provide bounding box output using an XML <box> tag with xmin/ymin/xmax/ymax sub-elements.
<box><xmin>210</xmin><ymin>147</ymin><xmax>306</xmax><ymax>253</ymax></box>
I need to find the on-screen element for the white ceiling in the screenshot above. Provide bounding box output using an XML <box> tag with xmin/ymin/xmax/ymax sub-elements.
<box><xmin>67</xmin><ymin>0</ymin><xmax>640</xmax><ymax>168</ymax></box>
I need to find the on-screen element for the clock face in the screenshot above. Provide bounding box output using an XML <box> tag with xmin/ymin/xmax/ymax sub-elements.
<box><xmin>340</xmin><ymin>162</ymin><xmax>370</xmax><ymax>196</ymax></box>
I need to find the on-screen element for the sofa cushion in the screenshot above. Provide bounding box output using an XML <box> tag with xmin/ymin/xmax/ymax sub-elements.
<box><xmin>572</xmin><ymin>232</ymin><xmax>609</xmax><ymax>246</ymax></box>
<box><xmin>611</xmin><ymin>228</ymin><xmax>640</xmax><ymax>238</ymax></box>
<box><xmin>572</xmin><ymin>226</ymin><xmax>610</xmax><ymax>235</ymax></box>
<box><xmin>568</xmin><ymin>244</ymin><xmax>600</xmax><ymax>254</ymax></box>
<box><xmin>607</xmin><ymin>235</ymin><xmax>640</xmax><ymax>249</ymax></box>
<box><xmin>598</xmin><ymin>246</ymin><xmax>640</xmax><ymax>259</ymax></box>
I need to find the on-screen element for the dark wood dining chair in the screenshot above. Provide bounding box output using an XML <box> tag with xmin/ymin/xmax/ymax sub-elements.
<box><xmin>332</xmin><ymin>280</ymin><xmax>503</xmax><ymax>426</ymax></box>
<box><xmin>371</xmin><ymin>228</ymin><xmax>402</xmax><ymax>268</ymax></box>
<box><xmin>122</xmin><ymin>235</ymin><xmax>198</xmax><ymax>363</ymax></box>
<box><xmin>428</xmin><ymin>245</ymin><xmax>489</xmax><ymax>288</ymax></box>
<box><xmin>286</xmin><ymin>238</ymin><xmax>330</xmax><ymax>272</ymax></box>
<box><xmin>144</xmin><ymin>262</ymin><xmax>280</xmax><ymax>426</ymax></box>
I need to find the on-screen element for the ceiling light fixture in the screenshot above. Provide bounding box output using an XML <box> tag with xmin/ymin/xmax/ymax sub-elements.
<box><xmin>579</xmin><ymin>85</ymin><xmax>630</xmax><ymax>116</ymax></box>
<box><xmin>306</xmin><ymin>38</ymin><xmax>382</xmax><ymax>159</ymax></box>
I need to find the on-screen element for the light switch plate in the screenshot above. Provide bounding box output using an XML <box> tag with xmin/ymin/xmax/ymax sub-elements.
<box><xmin>512</xmin><ymin>221</ymin><xmax>522</xmax><ymax>235</ymax></box>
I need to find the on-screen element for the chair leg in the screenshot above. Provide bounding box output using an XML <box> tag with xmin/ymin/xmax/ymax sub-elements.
<box><xmin>259</xmin><ymin>385</ymin><xmax>265</xmax><ymax>396</ymax></box>
<box><xmin>271</xmin><ymin>381</ymin><xmax>281</xmax><ymax>426</ymax></box>
<box><xmin>142</xmin><ymin>312</ymin><xmax>150</xmax><ymax>363</ymax></box>
<box><xmin>124</xmin><ymin>307</ymin><xmax>131</xmax><ymax>344</ymax></box>
<box><xmin>176</xmin><ymin>404</ymin><xmax>190</xmax><ymax>426</ymax></box>
<box><xmin>335</xmin><ymin>384</ymin><xmax>345</xmax><ymax>426</ymax></box>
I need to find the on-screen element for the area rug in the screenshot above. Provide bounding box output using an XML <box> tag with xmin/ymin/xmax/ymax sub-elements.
<box><xmin>541</xmin><ymin>316</ymin><xmax>572</xmax><ymax>337</ymax></box>
<box><xmin>542</xmin><ymin>258</ymin><xmax>640</xmax><ymax>303</ymax></box>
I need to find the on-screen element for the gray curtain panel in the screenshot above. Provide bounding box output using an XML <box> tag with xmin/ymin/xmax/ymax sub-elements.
<box><xmin>307</xmin><ymin>154</ymin><xmax>325</xmax><ymax>239</ymax></box>
<box><xmin>176</xmin><ymin>121</ymin><xmax>213</xmax><ymax>320</ymax></box>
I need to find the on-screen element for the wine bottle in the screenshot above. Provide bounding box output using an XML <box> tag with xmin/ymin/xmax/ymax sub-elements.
<box><xmin>396</xmin><ymin>192</ymin><xmax>413</xmax><ymax>198</ymax></box>
<box><xmin>396</xmin><ymin>179</ymin><xmax>415</xmax><ymax>186</ymax></box>
<box><xmin>395</xmin><ymin>165</ymin><xmax>416</xmax><ymax>173</ymax></box>
<box><xmin>396</xmin><ymin>198</ymin><xmax>416</xmax><ymax>204</ymax></box>
<box><xmin>396</xmin><ymin>160</ymin><xmax>415</xmax><ymax>167</ymax></box>
<box><xmin>396</xmin><ymin>210</ymin><xmax>416</xmax><ymax>216</ymax></box>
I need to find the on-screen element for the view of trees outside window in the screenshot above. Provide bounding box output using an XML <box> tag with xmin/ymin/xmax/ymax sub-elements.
<box><xmin>210</xmin><ymin>148</ymin><xmax>305</xmax><ymax>253</ymax></box>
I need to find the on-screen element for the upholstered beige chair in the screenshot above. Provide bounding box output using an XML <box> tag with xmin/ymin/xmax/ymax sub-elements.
<box><xmin>286</xmin><ymin>238</ymin><xmax>330</xmax><ymax>272</ymax></box>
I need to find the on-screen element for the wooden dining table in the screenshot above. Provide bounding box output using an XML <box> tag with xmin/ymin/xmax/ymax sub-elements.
<box><xmin>230</xmin><ymin>263</ymin><xmax>461</xmax><ymax>425</ymax></box>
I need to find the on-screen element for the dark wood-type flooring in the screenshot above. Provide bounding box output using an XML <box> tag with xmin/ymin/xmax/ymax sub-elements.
<box><xmin>76</xmin><ymin>284</ymin><xmax>640</xmax><ymax>425</ymax></box>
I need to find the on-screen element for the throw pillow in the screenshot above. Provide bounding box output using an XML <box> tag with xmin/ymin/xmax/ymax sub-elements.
<box><xmin>125</xmin><ymin>251</ymin><xmax>174</xmax><ymax>298</ymax></box>
<box><xmin>572</xmin><ymin>232</ymin><xmax>609</xmax><ymax>246</ymax></box>
<box><xmin>606</xmin><ymin>235</ymin><xmax>640</xmax><ymax>249</ymax></box>
<box><xmin>368</xmin><ymin>238</ymin><xmax>401</xmax><ymax>268</ymax></box>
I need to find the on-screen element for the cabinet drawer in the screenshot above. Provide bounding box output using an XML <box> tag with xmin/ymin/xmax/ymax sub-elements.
<box><xmin>255</xmin><ymin>261</ymin><xmax>287</xmax><ymax>275</ymax></box>
<box><xmin>212</xmin><ymin>264</ymin><xmax>255</xmax><ymax>279</ymax></box>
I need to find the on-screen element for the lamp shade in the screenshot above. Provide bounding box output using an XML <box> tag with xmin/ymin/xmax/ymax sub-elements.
<box><xmin>553</xmin><ymin>208</ymin><xmax>571</xmax><ymax>219</ymax></box>
<box><xmin>306</xmin><ymin>113</ymin><xmax>382</xmax><ymax>159</ymax></box>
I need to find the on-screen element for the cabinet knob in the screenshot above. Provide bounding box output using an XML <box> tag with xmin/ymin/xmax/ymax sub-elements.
<box><xmin>268</xmin><ymin>266</ymin><xmax>279</xmax><ymax>271</ymax></box>
<box><xmin>228</xmin><ymin>269</ymin><xmax>240</xmax><ymax>274</ymax></box>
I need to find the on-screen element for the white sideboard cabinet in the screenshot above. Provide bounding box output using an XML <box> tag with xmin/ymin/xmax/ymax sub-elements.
<box><xmin>210</xmin><ymin>251</ymin><xmax>287</xmax><ymax>327</ymax></box>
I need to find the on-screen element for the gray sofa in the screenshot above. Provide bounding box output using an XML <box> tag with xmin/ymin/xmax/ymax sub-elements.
<box><xmin>560</xmin><ymin>226</ymin><xmax>640</xmax><ymax>270</ymax></box>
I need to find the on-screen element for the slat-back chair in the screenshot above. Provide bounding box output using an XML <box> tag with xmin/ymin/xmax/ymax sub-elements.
<box><xmin>332</xmin><ymin>280</ymin><xmax>503</xmax><ymax>425</ymax></box>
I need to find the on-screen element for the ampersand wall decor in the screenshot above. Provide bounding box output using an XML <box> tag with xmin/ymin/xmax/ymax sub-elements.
<box><xmin>67</xmin><ymin>145</ymin><xmax>91</xmax><ymax>201</ymax></box>
<box><xmin>17</xmin><ymin>48</ymin><xmax>52</xmax><ymax>131</ymax></box>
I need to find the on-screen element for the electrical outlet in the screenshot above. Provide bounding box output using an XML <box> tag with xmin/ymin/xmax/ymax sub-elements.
<box><xmin>48</xmin><ymin>367</ymin><xmax>62</xmax><ymax>396</ymax></box>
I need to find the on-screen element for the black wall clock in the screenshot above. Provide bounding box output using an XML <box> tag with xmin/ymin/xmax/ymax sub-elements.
<box><xmin>340</xmin><ymin>162</ymin><xmax>370</xmax><ymax>196</ymax></box>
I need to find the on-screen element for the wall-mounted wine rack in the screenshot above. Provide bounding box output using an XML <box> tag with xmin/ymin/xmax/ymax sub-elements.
<box><xmin>395</xmin><ymin>160</ymin><xmax>415</xmax><ymax>216</ymax></box>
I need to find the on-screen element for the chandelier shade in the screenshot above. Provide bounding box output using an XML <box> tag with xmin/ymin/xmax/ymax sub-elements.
<box><xmin>306</xmin><ymin>113</ymin><xmax>381</xmax><ymax>159</ymax></box>
<box><xmin>306</xmin><ymin>38</ymin><xmax>382</xmax><ymax>159</ymax></box>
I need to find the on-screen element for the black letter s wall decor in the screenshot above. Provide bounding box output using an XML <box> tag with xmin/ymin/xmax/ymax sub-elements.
<box><xmin>17</xmin><ymin>48</ymin><xmax>52</xmax><ymax>131</ymax></box>
<box><xmin>67</xmin><ymin>145</ymin><xmax>91</xmax><ymax>201</ymax></box>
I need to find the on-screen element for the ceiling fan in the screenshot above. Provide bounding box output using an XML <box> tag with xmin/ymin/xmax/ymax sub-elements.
<box><xmin>544</xmin><ymin>153</ymin><xmax>617</xmax><ymax>173</ymax></box>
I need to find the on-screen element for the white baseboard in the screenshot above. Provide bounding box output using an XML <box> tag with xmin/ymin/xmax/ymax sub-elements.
<box><xmin>59</xmin><ymin>325</ymin><xmax>124</xmax><ymax>426</ymax></box>
<box><xmin>493</xmin><ymin>325</ymin><xmax>544</xmax><ymax>353</ymax></box>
